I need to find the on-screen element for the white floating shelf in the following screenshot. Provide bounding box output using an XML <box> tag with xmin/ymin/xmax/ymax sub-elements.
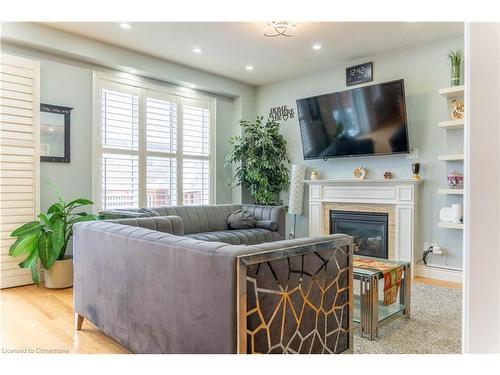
<box><xmin>439</xmin><ymin>86</ymin><xmax>465</xmax><ymax>98</ymax></box>
<box><xmin>438</xmin><ymin>222</ymin><xmax>464</xmax><ymax>230</ymax></box>
<box><xmin>438</xmin><ymin>189</ymin><xmax>464</xmax><ymax>195</ymax></box>
<box><xmin>438</xmin><ymin>154</ymin><xmax>464</xmax><ymax>161</ymax></box>
<box><xmin>438</xmin><ymin>119</ymin><xmax>464</xmax><ymax>129</ymax></box>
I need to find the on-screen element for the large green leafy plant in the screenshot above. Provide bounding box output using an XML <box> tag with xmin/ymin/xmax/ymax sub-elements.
<box><xmin>9</xmin><ymin>197</ymin><xmax>97</xmax><ymax>284</ymax></box>
<box><xmin>226</xmin><ymin>116</ymin><xmax>290</xmax><ymax>205</ymax></box>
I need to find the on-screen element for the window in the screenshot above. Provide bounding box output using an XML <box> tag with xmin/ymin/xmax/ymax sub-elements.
<box><xmin>94</xmin><ymin>74</ymin><xmax>215</xmax><ymax>210</ymax></box>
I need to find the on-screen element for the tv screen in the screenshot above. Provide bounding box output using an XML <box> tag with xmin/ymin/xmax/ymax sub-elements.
<box><xmin>296</xmin><ymin>79</ymin><xmax>409</xmax><ymax>159</ymax></box>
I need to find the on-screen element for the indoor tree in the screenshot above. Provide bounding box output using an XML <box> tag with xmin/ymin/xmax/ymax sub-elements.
<box><xmin>226</xmin><ymin>116</ymin><xmax>290</xmax><ymax>205</ymax></box>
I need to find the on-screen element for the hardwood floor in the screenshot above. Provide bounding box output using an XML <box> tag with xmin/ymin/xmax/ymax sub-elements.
<box><xmin>0</xmin><ymin>277</ymin><xmax>461</xmax><ymax>354</ymax></box>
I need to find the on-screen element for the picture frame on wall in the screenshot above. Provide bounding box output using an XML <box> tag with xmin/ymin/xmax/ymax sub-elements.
<box><xmin>40</xmin><ymin>103</ymin><xmax>72</xmax><ymax>163</ymax></box>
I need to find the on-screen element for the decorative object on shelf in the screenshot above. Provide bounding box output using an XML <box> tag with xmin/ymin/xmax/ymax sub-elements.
<box><xmin>412</xmin><ymin>163</ymin><xmax>421</xmax><ymax>180</ymax></box>
<box><xmin>450</xmin><ymin>99</ymin><xmax>464</xmax><ymax>120</ymax></box>
<box><xmin>383</xmin><ymin>171</ymin><xmax>393</xmax><ymax>180</ymax></box>
<box><xmin>8</xmin><ymin>189</ymin><xmax>97</xmax><ymax>287</ymax></box>
<box><xmin>346</xmin><ymin>62</ymin><xmax>373</xmax><ymax>86</ymax></box>
<box><xmin>310</xmin><ymin>170</ymin><xmax>320</xmax><ymax>180</ymax></box>
<box><xmin>288</xmin><ymin>164</ymin><xmax>306</xmax><ymax>239</ymax></box>
<box><xmin>263</xmin><ymin>21</ymin><xmax>297</xmax><ymax>37</ymax></box>
<box><xmin>451</xmin><ymin>204</ymin><xmax>463</xmax><ymax>223</ymax></box>
<box><xmin>40</xmin><ymin>104</ymin><xmax>72</xmax><ymax>163</ymax></box>
<box><xmin>447</xmin><ymin>171</ymin><xmax>464</xmax><ymax>189</ymax></box>
<box><xmin>447</xmin><ymin>49</ymin><xmax>463</xmax><ymax>86</ymax></box>
<box><xmin>226</xmin><ymin>116</ymin><xmax>290</xmax><ymax>205</ymax></box>
<box><xmin>353</xmin><ymin>166</ymin><xmax>367</xmax><ymax>180</ymax></box>
<box><xmin>439</xmin><ymin>206</ymin><xmax>453</xmax><ymax>222</ymax></box>
<box><xmin>269</xmin><ymin>105</ymin><xmax>295</xmax><ymax>122</ymax></box>
<box><xmin>440</xmin><ymin>204</ymin><xmax>463</xmax><ymax>224</ymax></box>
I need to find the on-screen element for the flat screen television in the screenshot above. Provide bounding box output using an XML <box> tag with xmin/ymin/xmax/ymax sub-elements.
<box><xmin>296</xmin><ymin>79</ymin><xmax>410</xmax><ymax>160</ymax></box>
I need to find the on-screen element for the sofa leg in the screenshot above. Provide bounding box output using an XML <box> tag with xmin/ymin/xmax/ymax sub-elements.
<box><xmin>75</xmin><ymin>313</ymin><xmax>84</xmax><ymax>330</ymax></box>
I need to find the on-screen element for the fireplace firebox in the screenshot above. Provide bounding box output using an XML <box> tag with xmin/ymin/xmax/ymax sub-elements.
<box><xmin>330</xmin><ymin>210</ymin><xmax>388</xmax><ymax>259</ymax></box>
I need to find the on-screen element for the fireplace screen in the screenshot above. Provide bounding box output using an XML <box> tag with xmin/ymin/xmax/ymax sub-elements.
<box><xmin>330</xmin><ymin>210</ymin><xmax>388</xmax><ymax>259</ymax></box>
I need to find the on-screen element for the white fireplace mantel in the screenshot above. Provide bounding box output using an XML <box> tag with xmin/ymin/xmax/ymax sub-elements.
<box><xmin>305</xmin><ymin>178</ymin><xmax>423</xmax><ymax>268</ymax></box>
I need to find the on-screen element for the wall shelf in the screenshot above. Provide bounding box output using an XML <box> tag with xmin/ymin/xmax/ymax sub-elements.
<box><xmin>438</xmin><ymin>119</ymin><xmax>464</xmax><ymax>129</ymax></box>
<box><xmin>439</xmin><ymin>86</ymin><xmax>465</xmax><ymax>98</ymax></box>
<box><xmin>438</xmin><ymin>222</ymin><xmax>464</xmax><ymax>230</ymax></box>
<box><xmin>438</xmin><ymin>154</ymin><xmax>465</xmax><ymax>161</ymax></box>
<box><xmin>438</xmin><ymin>189</ymin><xmax>464</xmax><ymax>195</ymax></box>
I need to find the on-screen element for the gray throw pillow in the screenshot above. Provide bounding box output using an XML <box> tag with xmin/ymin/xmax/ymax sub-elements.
<box><xmin>227</xmin><ymin>209</ymin><xmax>257</xmax><ymax>230</ymax></box>
<box><xmin>255</xmin><ymin>220</ymin><xmax>278</xmax><ymax>231</ymax></box>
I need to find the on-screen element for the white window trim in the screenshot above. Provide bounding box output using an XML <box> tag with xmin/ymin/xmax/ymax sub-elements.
<box><xmin>92</xmin><ymin>71</ymin><xmax>217</xmax><ymax>212</ymax></box>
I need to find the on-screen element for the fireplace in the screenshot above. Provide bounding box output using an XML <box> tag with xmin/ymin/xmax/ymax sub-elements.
<box><xmin>330</xmin><ymin>210</ymin><xmax>389</xmax><ymax>259</ymax></box>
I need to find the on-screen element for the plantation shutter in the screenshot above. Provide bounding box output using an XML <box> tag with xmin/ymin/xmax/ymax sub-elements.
<box><xmin>100</xmin><ymin>84</ymin><xmax>140</xmax><ymax>210</ymax></box>
<box><xmin>0</xmin><ymin>53</ymin><xmax>40</xmax><ymax>289</ymax></box>
<box><xmin>145</xmin><ymin>93</ymin><xmax>177</xmax><ymax>207</ymax></box>
<box><xmin>182</xmin><ymin>98</ymin><xmax>210</xmax><ymax>205</ymax></box>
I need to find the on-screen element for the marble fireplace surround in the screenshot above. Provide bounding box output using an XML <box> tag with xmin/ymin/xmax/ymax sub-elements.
<box><xmin>305</xmin><ymin>179</ymin><xmax>422</xmax><ymax>273</ymax></box>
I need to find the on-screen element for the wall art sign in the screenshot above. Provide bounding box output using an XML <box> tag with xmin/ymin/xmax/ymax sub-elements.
<box><xmin>346</xmin><ymin>62</ymin><xmax>373</xmax><ymax>86</ymax></box>
<box><xmin>269</xmin><ymin>105</ymin><xmax>295</xmax><ymax>121</ymax></box>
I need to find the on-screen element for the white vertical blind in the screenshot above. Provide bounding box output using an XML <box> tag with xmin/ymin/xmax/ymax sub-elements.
<box><xmin>96</xmin><ymin>76</ymin><xmax>214</xmax><ymax>211</ymax></box>
<box><xmin>0</xmin><ymin>53</ymin><xmax>40</xmax><ymax>288</ymax></box>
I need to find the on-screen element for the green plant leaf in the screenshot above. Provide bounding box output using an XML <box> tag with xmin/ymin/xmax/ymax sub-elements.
<box><xmin>47</xmin><ymin>202</ymin><xmax>64</xmax><ymax>214</ymax></box>
<box><xmin>9</xmin><ymin>231</ymin><xmax>40</xmax><ymax>257</ymax></box>
<box><xmin>68</xmin><ymin>214</ymin><xmax>97</xmax><ymax>225</ymax></box>
<box><xmin>51</xmin><ymin>218</ymin><xmax>65</xmax><ymax>257</ymax></box>
<box><xmin>19</xmin><ymin>245</ymin><xmax>38</xmax><ymax>269</ymax></box>
<box><xmin>38</xmin><ymin>232</ymin><xmax>56</xmax><ymax>269</ymax></box>
<box><xmin>67</xmin><ymin>198</ymin><xmax>94</xmax><ymax>208</ymax></box>
<box><xmin>30</xmin><ymin>263</ymin><xmax>40</xmax><ymax>285</ymax></box>
<box><xmin>10</xmin><ymin>221</ymin><xmax>42</xmax><ymax>237</ymax></box>
<box><xmin>38</xmin><ymin>213</ymin><xmax>53</xmax><ymax>228</ymax></box>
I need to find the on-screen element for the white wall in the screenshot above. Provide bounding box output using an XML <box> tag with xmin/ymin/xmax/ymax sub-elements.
<box><xmin>255</xmin><ymin>35</ymin><xmax>464</xmax><ymax>270</ymax></box>
<box><xmin>463</xmin><ymin>22</ymin><xmax>500</xmax><ymax>353</ymax></box>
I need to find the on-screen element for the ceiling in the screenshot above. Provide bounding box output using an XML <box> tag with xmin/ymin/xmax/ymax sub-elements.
<box><xmin>43</xmin><ymin>22</ymin><xmax>463</xmax><ymax>86</ymax></box>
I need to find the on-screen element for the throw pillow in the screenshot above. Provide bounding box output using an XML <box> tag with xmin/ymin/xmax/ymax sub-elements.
<box><xmin>255</xmin><ymin>220</ymin><xmax>278</xmax><ymax>231</ymax></box>
<box><xmin>227</xmin><ymin>209</ymin><xmax>257</xmax><ymax>230</ymax></box>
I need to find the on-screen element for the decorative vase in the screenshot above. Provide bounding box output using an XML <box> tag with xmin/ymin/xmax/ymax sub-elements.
<box><xmin>447</xmin><ymin>171</ymin><xmax>464</xmax><ymax>189</ymax></box>
<box><xmin>44</xmin><ymin>256</ymin><xmax>73</xmax><ymax>289</ymax></box>
<box><xmin>451</xmin><ymin>63</ymin><xmax>460</xmax><ymax>86</ymax></box>
<box><xmin>412</xmin><ymin>163</ymin><xmax>421</xmax><ymax>180</ymax></box>
<box><xmin>310</xmin><ymin>170</ymin><xmax>320</xmax><ymax>180</ymax></box>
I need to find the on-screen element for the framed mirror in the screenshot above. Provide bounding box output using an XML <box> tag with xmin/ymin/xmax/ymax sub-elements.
<box><xmin>40</xmin><ymin>104</ymin><xmax>72</xmax><ymax>163</ymax></box>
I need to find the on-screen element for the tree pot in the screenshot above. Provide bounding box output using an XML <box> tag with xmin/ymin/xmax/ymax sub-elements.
<box><xmin>44</xmin><ymin>256</ymin><xmax>73</xmax><ymax>289</ymax></box>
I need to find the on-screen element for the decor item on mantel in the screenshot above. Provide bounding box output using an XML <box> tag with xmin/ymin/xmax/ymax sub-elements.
<box><xmin>8</xmin><ymin>189</ymin><xmax>97</xmax><ymax>288</ymax></box>
<box><xmin>353</xmin><ymin>166</ymin><xmax>367</xmax><ymax>180</ymax></box>
<box><xmin>310</xmin><ymin>170</ymin><xmax>320</xmax><ymax>180</ymax></box>
<box><xmin>450</xmin><ymin>99</ymin><xmax>464</xmax><ymax>120</ymax></box>
<box><xmin>447</xmin><ymin>49</ymin><xmax>463</xmax><ymax>86</ymax></box>
<box><xmin>288</xmin><ymin>164</ymin><xmax>306</xmax><ymax>239</ymax></box>
<box><xmin>447</xmin><ymin>171</ymin><xmax>464</xmax><ymax>189</ymax></box>
<box><xmin>412</xmin><ymin>163</ymin><xmax>421</xmax><ymax>180</ymax></box>
<box><xmin>383</xmin><ymin>171</ymin><xmax>393</xmax><ymax>180</ymax></box>
<box><xmin>226</xmin><ymin>116</ymin><xmax>290</xmax><ymax>205</ymax></box>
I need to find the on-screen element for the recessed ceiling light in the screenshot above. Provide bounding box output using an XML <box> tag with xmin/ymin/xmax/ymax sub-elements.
<box><xmin>245</xmin><ymin>65</ymin><xmax>254</xmax><ymax>71</ymax></box>
<box><xmin>119</xmin><ymin>23</ymin><xmax>131</xmax><ymax>30</ymax></box>
<box><xmin>49</xmin><ymin>128</ymin><xmax>55</xmax><ymax>132</ymax></box>
<box><xmin>312</xmin><ymin>43</ymin><xmax>322</xmax><ymax>50</ymax></box>
<box><xmin>192</xmin><ymin>47</ymin><xmax>202</xmax><ymax>54</ymax></box>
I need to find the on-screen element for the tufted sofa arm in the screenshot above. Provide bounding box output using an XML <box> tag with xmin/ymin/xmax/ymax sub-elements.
<box><xmin>242</xmin><ymin>204</ymin><xmax>286</xmax><ymax>238</ymax></box>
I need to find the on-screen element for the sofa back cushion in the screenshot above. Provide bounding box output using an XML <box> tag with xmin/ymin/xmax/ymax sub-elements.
<box><xmin>149</xmin><ymin>204</ymin><xmax>242</xmax><ymax>235</ymax></box>
<box><xmin>109</xmin><ymin>216</ymin><xmax>185</xmax><ymax>235</ymax></box>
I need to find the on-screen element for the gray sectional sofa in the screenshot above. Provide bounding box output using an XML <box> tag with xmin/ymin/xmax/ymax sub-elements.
<box><xmin>73</xmin><ymin>204</ymin><xmax>354</xmax><ymax>354</ymax></box>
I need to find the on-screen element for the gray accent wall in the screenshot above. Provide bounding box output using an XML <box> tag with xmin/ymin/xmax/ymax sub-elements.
<box><xmin>255</xmin><ymin>36</ymin><xmax>464</xmax><ymax>270</ymax></box>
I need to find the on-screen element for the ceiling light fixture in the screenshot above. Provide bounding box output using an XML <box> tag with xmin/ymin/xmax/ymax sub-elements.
<box><xmin>192</xmin><ymin>47</ymin><xmax>202</xmax><ymax>54</ymax></box>
<box><xmin>312</xmin><ymin>43</ymin><xmax>322</xmax><ymax>50</ymax></box>
<box><xmin>263</xmin><ymin>21</ymin><xmax>297</xmax><ymax>37</ymax></box>
<box><xmin>119</xmin><ymin>23</ymin><xmax>131</xmax><ymax>29</ymax></box>
<box><xmin>245</xmin><ymin>65</ymin><xmax>254</xmax><ymax>71</ymax></box>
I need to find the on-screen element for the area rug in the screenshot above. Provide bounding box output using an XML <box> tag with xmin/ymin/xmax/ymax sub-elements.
<box><xmin>353</xmin><ymin>282</ymin><xmax>462</xmax><ymax>354</ymax></box>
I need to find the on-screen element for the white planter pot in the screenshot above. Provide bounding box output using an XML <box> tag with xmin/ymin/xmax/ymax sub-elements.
<box><xmin>44</xmin><ymin>256</ymin><xmax>73</xmax><ymax>289</ymax></box>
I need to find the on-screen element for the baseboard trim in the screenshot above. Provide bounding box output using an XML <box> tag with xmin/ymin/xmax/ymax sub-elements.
<box><xmin>415</xmin><ymin>264</ymin><xmax>463</xmax><ymax>283</ymax></box>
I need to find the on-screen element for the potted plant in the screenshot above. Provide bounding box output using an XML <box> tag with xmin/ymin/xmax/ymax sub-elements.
<box><xmin>448</xmin><ymin>49</ymin><xmax>463</xmax><ymax>86</ymax></box>
<box><xmin>9</xmin><ymin>196</ymin><xmax>97</xmax><ymax>288</ymax></box>
<box><xmin>226</xmin><ymin>116</ymin><xmax>290</xmax><ymax>205</ymax></box>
